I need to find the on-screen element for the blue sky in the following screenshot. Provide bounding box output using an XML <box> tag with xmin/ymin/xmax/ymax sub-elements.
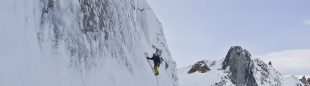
<box><xmin>147</xmin><ymin>0</ymin><xmax>310</xmax><ymax>75</ymax></box>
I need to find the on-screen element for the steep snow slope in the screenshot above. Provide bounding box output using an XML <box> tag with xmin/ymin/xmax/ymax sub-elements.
<box><xmin>0</xmin><ymin>0</ymin><xmax>177</xmax><ymax>86</ymax></box>
<box><xmin>179</xmin><ymin>46</ymin><xmax>302</xmax><ymax>86</ymax></box>
<box><xmin>283</xmin><ymin>75</ymin><xmax>304</xmax><ymax>86</ymax></box>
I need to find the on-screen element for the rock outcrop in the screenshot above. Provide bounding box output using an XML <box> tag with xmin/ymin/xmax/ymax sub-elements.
<box><xmin>300</xmin><ymin>76</ymin><xmax>310</xmax><ymax>86</ymax></box>
<box><xmin>188</xmin><ymin>60</ymin><xmax>211</xmax><ymax>74</ymax></box>
<box><xmin>222</xmin><ymin>46</ymin><xmax>258</xmax><ymax>86</ymax></box>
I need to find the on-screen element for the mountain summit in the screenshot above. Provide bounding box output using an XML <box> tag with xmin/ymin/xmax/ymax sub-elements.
<box><xmin>222</xmin><ymin>46</ymin><xmax>257</xmax><ymax>86</ymax></box>
<box><xmin>179</xmin><ymin>46</ymin><xmax>303</xmax><ymax>86</ymax></box>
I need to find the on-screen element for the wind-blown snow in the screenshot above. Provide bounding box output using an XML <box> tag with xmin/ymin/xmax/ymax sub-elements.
<box><xmin>0</xmin><ymin>0</ymin><xmax>177</xmax><ymax>86</ymax></box>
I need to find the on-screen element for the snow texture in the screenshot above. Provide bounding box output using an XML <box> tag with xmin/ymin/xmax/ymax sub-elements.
<box><xmin>0</xmin><ymin>0</ymin><xmax>177</xmax><ymax>86</ymax></box>
<box><xmin>282</xmin><ymin>75</ymin><xmax>303</xmax><ymax>86</ymax></box>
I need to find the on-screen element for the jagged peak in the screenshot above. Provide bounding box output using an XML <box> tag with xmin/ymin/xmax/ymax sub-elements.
<box><xmin>300</xmin><ymin>76</ymin><xmax>310</xmax><ymax>85</ymax></box>
<box><xmin>221</xmin><ymin>46</ymin><xmax>258</xmax><ymax>86</ymax></box>
<box><xmin>222</xmin><ymin>46</ymin><xmax>252</xmax><ymax>69</ymax></box>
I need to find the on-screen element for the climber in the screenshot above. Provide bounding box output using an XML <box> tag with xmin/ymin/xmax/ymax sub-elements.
<box><xmin>146</xmin><ymin>48</ymin><xmax>162</xmax><ymax>76</ymax></box>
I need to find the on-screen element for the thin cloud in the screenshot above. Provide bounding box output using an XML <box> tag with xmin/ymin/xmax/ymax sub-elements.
<box><xmin>259</xmin><ymin>49</ymin><xmax>310</xmax><ymax>75</ymax></box>
<box><xmin>304</xmin><ymin>20</ymin><xmax>310</xmax><ymax>25</ymax></box>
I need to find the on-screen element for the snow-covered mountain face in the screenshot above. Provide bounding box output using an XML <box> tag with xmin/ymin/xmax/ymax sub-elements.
<box><xmin>178</xmin><ymin>46</ymin><xmax>302</xmax><ymax>86</ymax></box>
<box><xmin>0</xmin><ymin>0</ymin><xmax>177</xmax><ymax>86</ymax></box>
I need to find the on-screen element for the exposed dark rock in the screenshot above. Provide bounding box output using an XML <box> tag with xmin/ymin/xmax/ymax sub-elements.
<box><xmin>48</xmin><ymin>0</ymin><xmax>54</xmax><ymax>9</ymax></box>
<box><xmin>268</xmin><ymin>61</ymin><xmax>272</xmax><ymax>66</ymax></box>
<box><xmin>222</xmin><ymin>46</ymin><xmax>258</xmax><ymax>86</ymax></box>
<box><xmin>188</xmin><ymin>60</ymin><xmax>210</xmax><ymax>74</ymax></box>
<box><xmin>300</xmin><ymin>76</ymin><xmax>307</xmax><ymax>82</ymax></box>
<box><xmin>214</xmin><ymin>79</ymin><xmax>228</xmax><ymax>86</ymax></box>
<box><xmin>300</xmin><ymin>76</ymin><xmax>310</xmax><ymax>86</ymax></box>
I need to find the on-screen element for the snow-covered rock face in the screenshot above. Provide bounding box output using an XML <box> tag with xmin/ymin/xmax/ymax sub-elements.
<box><xmin>178</xmin><ymin>46</ymin><xmax>302</xmax><ymax>86</ymax></box>
<box><xmin>253</xmin><ymin>58</ymin><xmax>282</xmax><ymax>86</ymax></box>
<box><xmin>0</xmin><ymin>0</ymin><xmax>177</xmax><ymax>86</ymax></box>
<box><xmin>222</xmin><ymin>46</ymin><xmax>258</xmax><ymax>86</ymax></box>
<box><xmin>40</xmin><ymin>0</ymin><xmax>141</xmax><ymax>70</ymax></box>
<box><xmin>300</xmin><ymin>76</ymin><xmax>310</xmax><ymax>86</ymax></box>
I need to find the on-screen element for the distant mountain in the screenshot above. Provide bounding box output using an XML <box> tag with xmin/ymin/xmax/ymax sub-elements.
<box><xmin>178</xmin><ymin>46</ymin><xmax>303</xmax><ymax>86</ymax></box>
<box><xmin>300</xmin><ymin>76</ymin><xmax>310</xmax><ymax>86</ymax></box>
